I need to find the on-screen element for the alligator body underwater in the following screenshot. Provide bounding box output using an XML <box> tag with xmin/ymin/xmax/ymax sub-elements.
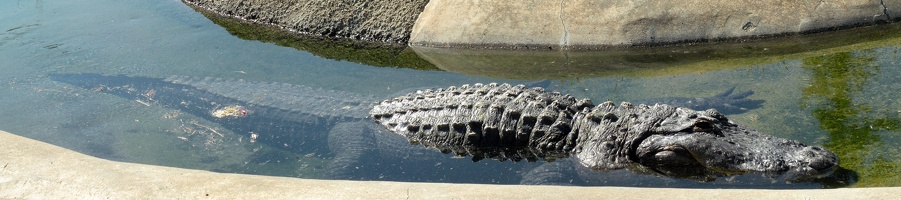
<box><xmin>49</xmin><ymin>73</ymin><xmax>377</xmax><ymax>156</ymax></box>
<box><xmin>49</xmin><ymin>73</ymin><xmax>532</xmax><ymax>183</ymax></box>
<box><xmin>371</xmin><ymin>83</ymin><xmax>838</xmax><ymax>181</ymax></box>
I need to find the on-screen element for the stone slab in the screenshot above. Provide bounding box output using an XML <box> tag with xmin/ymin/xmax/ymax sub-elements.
<box><xmin>0</xmin><ymin>130</ymin><xmax>897</xmax><ymax>199</ymax></box>
<box><xmin>410</xmin><ymin>0</ymin><xmax>894</xmax><ymax>49</ymax></box>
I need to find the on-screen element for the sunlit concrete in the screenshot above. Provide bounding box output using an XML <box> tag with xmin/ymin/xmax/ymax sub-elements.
<box><xmin>410</xmin><ymin>0</ymin><xmax>895</xmax><ymax>49</ymax></box>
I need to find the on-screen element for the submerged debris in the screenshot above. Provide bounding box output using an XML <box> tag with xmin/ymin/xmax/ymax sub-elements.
<box><xmin>212</xmin><ymin>105</ymin><xmax>246</xmax><ymax>118</ymax></box>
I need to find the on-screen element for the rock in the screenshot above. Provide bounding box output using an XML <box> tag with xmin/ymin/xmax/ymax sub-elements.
<box><xmin>182</xmin><ymin>0</ymin><xmax>430</xmax><ymax>44</ymax></box>
<box><xmin>886</xmin><ymin>0</ymin><xmax>901</xmax><ymax>20</ymax></box>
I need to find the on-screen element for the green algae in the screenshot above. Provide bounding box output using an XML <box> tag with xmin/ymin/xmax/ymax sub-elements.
<box><xmin>800</xmin><ymin>51</ymin><xmax>901</xmax><ymax>187</ymax></box>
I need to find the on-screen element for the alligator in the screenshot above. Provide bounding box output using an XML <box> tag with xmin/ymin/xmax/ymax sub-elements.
<box><xmin>370</xmin><ymin>83</ymin><xmax>838</xmax><ymax>181</ymax></box>
<box><xmin>50</xmin><ymin>73</ymin><xmax>813</xmax><ymax>185</ymax></box>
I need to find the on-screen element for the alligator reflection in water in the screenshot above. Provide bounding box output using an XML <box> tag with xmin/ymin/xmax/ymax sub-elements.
<box><xmin>801</xmin><ymin>51</ymin><xmax>901</xmax><ymax>187</ymax></box>
<box><xmin>50</xmin><ymin>73</ymin><xmax>839</xmax><ymax>187</ymax></box>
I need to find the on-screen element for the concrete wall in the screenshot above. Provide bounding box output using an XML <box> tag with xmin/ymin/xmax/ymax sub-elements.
<box><xmin>410</xmin><ymin>0</ymin><xmax>897</xmax><ymax>49</ymax></box>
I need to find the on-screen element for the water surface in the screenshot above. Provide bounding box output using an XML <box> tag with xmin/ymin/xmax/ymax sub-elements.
<box><xmin>1</xmin><ymin>0</ymin><xmax>898</xmax><ymax>188</ymax></box>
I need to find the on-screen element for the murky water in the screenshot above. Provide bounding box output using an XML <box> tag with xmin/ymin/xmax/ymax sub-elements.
<box><xmin>1</xmin><ymin>0</ymin><xmax>898</xmax><ymax>188</ymax></box>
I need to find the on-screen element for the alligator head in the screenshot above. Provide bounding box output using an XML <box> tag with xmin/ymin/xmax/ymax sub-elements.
<box><xmin>576</xmin><ymin>103</ymin><xmax>838</xmax><ymax>181</ymax></box>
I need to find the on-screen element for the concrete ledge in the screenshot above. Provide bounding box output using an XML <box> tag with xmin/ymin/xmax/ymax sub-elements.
<box><xmin>0</xmin><ymin>130</ymin><xmax>896</xmax><ymax>199</ymax></box>
<box><xmin>410</xmin><ymin>0</ymin><xmax>896</xmax><ymax>49</ymax></box>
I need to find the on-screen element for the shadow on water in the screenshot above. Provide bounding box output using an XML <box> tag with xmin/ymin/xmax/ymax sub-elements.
<box><xmin>801</xmin><ymin>51</ymin><xmax>901</xmax><ymax>187</ymax></box>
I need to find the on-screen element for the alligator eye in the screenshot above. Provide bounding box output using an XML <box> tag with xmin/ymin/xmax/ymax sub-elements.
<box><xmin>692</xmin><ymin>121</ymin><xmax>713</xmax><ymax>132</ymax></box>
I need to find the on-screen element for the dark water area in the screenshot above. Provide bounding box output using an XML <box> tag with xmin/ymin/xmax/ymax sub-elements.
<box><xmin>1</xmin><ymin>0</ymin><xmax>898</xmax><ymax>188</ymax></box>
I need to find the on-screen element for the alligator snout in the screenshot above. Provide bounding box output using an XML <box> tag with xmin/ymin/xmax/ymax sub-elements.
<box><xmin>796</xmin><ymin>146</ymin><xmax>838</xmax><ymax>176</ymax></box>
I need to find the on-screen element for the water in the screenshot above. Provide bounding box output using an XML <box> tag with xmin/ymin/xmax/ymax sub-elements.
<box><xmin>1</xmin><ymin>0</ymin><xmax>898</xmax><ymax>188</ymax></box>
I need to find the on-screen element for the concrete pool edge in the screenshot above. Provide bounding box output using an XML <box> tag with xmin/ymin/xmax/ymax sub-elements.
<box><xmin>0</xmin><ymin>130</ymin><xmax>896</xmax><ymax>199</ymax></box>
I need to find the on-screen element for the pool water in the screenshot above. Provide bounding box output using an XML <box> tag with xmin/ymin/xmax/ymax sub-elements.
<box><xmin>1</xmin><ymin>0</ymin><xmax>898</xmax><ymax>188</ymax></box>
